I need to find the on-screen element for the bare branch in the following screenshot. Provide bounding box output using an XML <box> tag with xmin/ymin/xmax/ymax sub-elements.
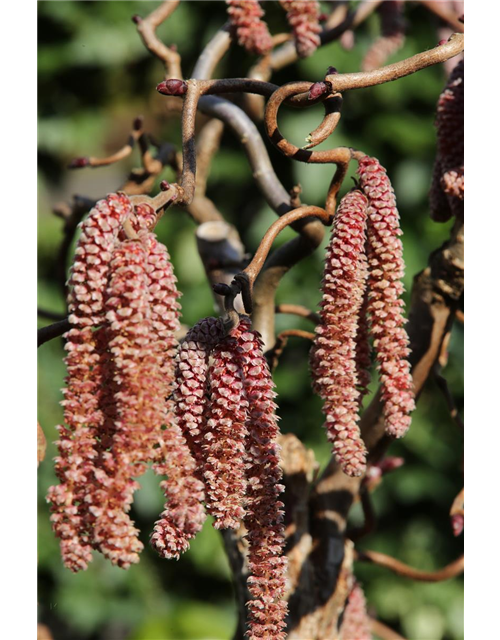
<box><xmin>355</xmin><ymin>549</ymin><xmax>464</xmax><ymax>582</ymax></box>
<box><xmin>134</xmin><ymin>0</ymin><xmax>182</xmax><ymax>79</ymax></box>
<box><xmin>38</xmin><ymin>319</ymin><xmax>71</xmax><ymax>348</ymax></box>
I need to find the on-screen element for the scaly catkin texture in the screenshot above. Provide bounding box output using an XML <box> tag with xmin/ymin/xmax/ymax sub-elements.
<box><xmin>430</xmin><ymin>59</ymin><xmax>464</xmax><ymax>221</ymax></box>
<box><xmin>141</xmin><ymin>230</ymin><xmax>207</xmax><ymax>559</ymax></box>
<box><xmin>236</xmin><ymin>317</ymin><xmax>288</xmax><ymax>640</ymax></box>
<box><xmin>339</xmin><ymin>583</ymin><xmax>372</xmax><ymax>640</ymax></box>
<box><xmin>203</xmin><ymin>334</ymin><xmax>249</xmax><ymax>529</ymax></box>
<box><xmin>312</xmin><ymin>190</ymin><xmax>369</xmax><ymax>477</ymax></box>
<box><xmin>151</xmin><ymin>317</ymin><xmax>225</xmax><ymax>557</ymax></box>
<box><xmin>357</xmin><ymin>156</ymin><xmax>415</xmax><ymax>438</ymax></box>
<box><xmin>91</xmin><ymin>238</ymin><xmax>162</xmax><ymax>567</ymax></box>
<box><xmin>226</xmin><ymin>0</ymin><xmax>273</xmax><ymax>55</ymax></box>
<box><xmin>47</xmin><ymin>193</ymin><xmax>133</xmax><ymax>572</ymax></box>
<box><xmin>280</xmin><ymin>0</ymin><xmax>321</xmax><ymax>58</ymax></box>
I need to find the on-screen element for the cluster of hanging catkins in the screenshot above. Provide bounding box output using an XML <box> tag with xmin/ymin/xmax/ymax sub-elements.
<box><xmin>227</xmin><ymin>0</ymin><xmax>321</xmax><ymax>58</ymax></box>
<box><xmin>47</xmin><ymin>192</ymin><xmax>287</xmax><ymax>638</ymax></box>
<box><xmin>311</xmin><ymin>156</ymin><xmax>415</xmax><ymax>477</ymax></box>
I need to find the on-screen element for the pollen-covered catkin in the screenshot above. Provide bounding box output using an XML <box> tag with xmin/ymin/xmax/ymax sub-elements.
<box><xmin>226</xmin><ymin>0</ymin><xmax>273</xmax><ymax>55</ymax></box>
<box><xmin>47</xmin><ymin>193</ymin><xmax>134</xmax><ymax>572</ymax></box>
<box><xmin>312</xmin><ymin>189</ymin><xmax>369</xmax><ymax>477</ymax></box>
<box><xmin>235</xmin><ymin>318</ymin><xmax>288</xmax><ymax>639</ymax></box>
<box><xmin>280</xmin><ymin>0</ymin><xmax>321</xmax><ymax>58</ymax></box>
<box><xmin>357</xmin><ymin>156</ymin><xmax>415</xmax><ymax>438</ymax></box>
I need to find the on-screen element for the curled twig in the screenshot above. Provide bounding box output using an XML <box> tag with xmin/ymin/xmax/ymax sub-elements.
<box><xmin>275</xmin><ymin>303</ymin><xmax>320</xmax><ymax>325</ymax></box>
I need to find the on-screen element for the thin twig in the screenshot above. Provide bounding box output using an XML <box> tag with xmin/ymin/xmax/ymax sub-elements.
<box><xmin>37</xmin><ymin>308</ymin><xmax>66</xmax><ymax>322</ymax></box>
<box><xmin>134</xmin><ymin>0</ymin><xmax>182</xmax><ymax>79</ymax></box>
<box><xmin>38</xmin><ymin>319</ymin><xmax>71</xmax><ymax>348</ymax></box>
<box><xmin>243</xmin><ymin>206</ymin><xmax>331</xmax><ymax>287</ymax></box>
<box><xmin>346</xmin><ymin>487</ymin><xmax>376</xmax><ymax>542</ymax></box>
<box><xmin>191</xmin><ymin>22</ymin><xmax>232</xmax><ymax>80</ymax></box>
<box><xmin>68</xmin><ymin>120</ymin><xmax>143</xmax><ymax>169</ymax></box>
<box><xmin>420</xmin><ymin>0</ymin><xmax>465</xmax><ymax>33</ymax></box>
<box><xmin>275</xmin><ymin>304</ymin><xmax>320</xmax><ymax>325</ymax></box>
<box><xmin>433</xmin><ymin>366</ymin><xmax>464</xmax><ymax>432</ymax></box>
<box><xmin>355</xmin><ymin>550</ymin><xmax>464</xmax><ymax>582</ymax></box>
<box><xmin>268</xmin><ymin>328</ymin><xmax>316</xmax><ymax>371</ymax></box>
<box><xmin>370</xmin><ymin>618</ymin><xmax>408</xmax><ymax>640</ymax></box>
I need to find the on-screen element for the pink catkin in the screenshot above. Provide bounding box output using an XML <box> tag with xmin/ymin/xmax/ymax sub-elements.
<box><xmin>430</xmin><ymin>59</ymin><xmax>464</xmax><ymax>221</ymax></box>
<box><xmin>339</xmin><ymin>583</ymin><xmax>372</xmax><ymax>640</ymax></box>
<box><xmin>312</xmin><ymin>190</ymin><xmax>370</xmax><ymax>477</ymax></box>
<box><xmin>203</xmin><ymin>335</ymin><xmax>248</xmax><ymax>529</ymax></box>
<box><xmin>226</xmin><ymin>0</ymin><xmax>273</xmax><ymax>55</ymax></box>
<box><xmin>47</xmin><ymin>193</ymin><xmax>133</xmax><ymax>572</ymax></box>
<box><xmin>151</xmin><ymin>317</ymin><xmax>225</xmax><ymax>557</ymax></box>
<box><xmin>280</xmin><ymin>0</ymin><xmax>321</xmax><ymax>58</ymax></box>
<box><xmin>235</xmin><ymin>318</ymin><xmax>288</xmax><ymax>640</ymax></box>
<box><xmin>173</xmin><ymin>317</ymin><xmax>225</xmax><ymax>466</ymax></box>
<box><xmin>362</xmin><ymin>1</ymin><xmax>406</xmax><ymax>71</ymax></box>
<box><xmin>357</xmin><ymin>156</ymin><xmax>415</xmax><ymax>438</ymax></box>
<box><xmin>90</xmin><ymin>238</ymin><xmax>164</xmax><ymax>567</ymax></box>
<box><xmin>355</xmin><ymin>276</ymin><xmax>372</xmax><ymax>402</ymax></box>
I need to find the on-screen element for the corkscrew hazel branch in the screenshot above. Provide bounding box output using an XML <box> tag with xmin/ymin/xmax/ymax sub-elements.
<box><xmin>325</xmin><ymin>32</ymin><xmax>464</xmax><ymax>90</ymax></box>
<box><xmin>242</xmin><ymin>205</ymin><xmax>332</xmax><ymax>289</ymax></box>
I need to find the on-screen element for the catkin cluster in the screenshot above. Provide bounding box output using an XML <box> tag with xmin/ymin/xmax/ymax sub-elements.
<box><xmin>46</xmin><ymin>192</ymin><xmax>195</xmax><ymax>571</ymax></box>
<box><xmin>311</xmin><ymin>156</ymin><xmax>415</xmax><ymax>477</ymax></box>
<box><xmin>155</xmin><ymin>315</ymin><xmax>288</xmax><ymax>639</ymax></box>
<box><xmin>226</xmin><ymin>0</ymin><xmax>321</xmax><ymax>58</ymax></box>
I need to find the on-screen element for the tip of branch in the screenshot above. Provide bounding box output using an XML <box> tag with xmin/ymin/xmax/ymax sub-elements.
<box><xmin>156</xmin><ymin>79</ymin><xmax>188</xmax><ymax>96</ymax></box>
<box><xmin>131</xmin><ymin>14</ymin><xmax>142</xmax><ymax>25</ymax></box>
<box><xmin>308</xmin><ymin>81</ymin><xmax>328</xmax><ymax>101</ymax></box>
<box><xmin>68</xmin><ymin>157</ymin><xmax>90</xmax><ymax>169</ymax></box>
<box><xmin>133</xmin><ymin>115</ymin><xmax>144</xmax><ymax>131</ymax></box>
<box><xmin>160</xmin><ymin>180</ymin><xmax>171</xmax><ymax>192</ymax></box>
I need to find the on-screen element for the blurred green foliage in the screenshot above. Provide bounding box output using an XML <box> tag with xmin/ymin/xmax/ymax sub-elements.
<box><xmin>38</xmin><ymin>2</ymin><xmax>463</xmax><ymax>639</ymax></box>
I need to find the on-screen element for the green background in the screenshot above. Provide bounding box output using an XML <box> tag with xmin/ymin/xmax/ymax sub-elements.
<box><xmin>38</xmin><ymin>2</ymin><xmax>464</xmax><ymax>639</ymax></box>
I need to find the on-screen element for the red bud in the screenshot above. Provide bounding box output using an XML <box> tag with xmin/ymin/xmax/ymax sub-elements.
<box><xmin>156</xmin><ymin>79</ymin><xmax>188</xmax><ymax>96</ymax></box>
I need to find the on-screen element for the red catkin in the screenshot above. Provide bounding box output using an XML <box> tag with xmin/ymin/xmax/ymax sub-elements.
<box><xmin>236</xmin><ymin>317</ymin><xmax>288</xmax><ymax>640</ymax></box>
<box><xmin>430</xmin><ymin>59</ymin><xmax>464</xmax><ymax>221</ymax></box>
<box><xmin>203</xmin><ymin>333</ymin><xmax>249</xmax><ymax>529</ymax></box>
<box><xmin>339</xmin><ymin>583</ymin><xmax>372</xmax><ymax>640</ymax></box>
<box><xmin>280</xmin><ymin>0</ymin><xmax>322</xmax><ymax>58</ymax></box>
<box><xmin>362</xmin><ymin>1</ymin><xmax>406</xmax><ymax>71</ymax></box>
<box><xmin>91</xmin><ymin>237</ymin><xmax>162</xmax><ymax>567</ymax></box>
<box><xmin>357</xmin><ymin>156</ymin><xmax>415</xmax><ymax>438</ymax></box>
<box><xmin>47</xmin><ymin>193</ymin><xmax>134</xmax><ymax>572</ymax></box>
<box><xmin>173</xmin><ymin>317</ymin><xmax>225</xmax><ymax>468</ymax></box>
<box><xmin>226</xmin><ymin>0</ymin><xmax>273</xmax><ymax>55</ymax></box>
<box><xmin>312</xmin><ymin>190</ymin><xmax>370</xmax><ymax>477</ymax></box>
